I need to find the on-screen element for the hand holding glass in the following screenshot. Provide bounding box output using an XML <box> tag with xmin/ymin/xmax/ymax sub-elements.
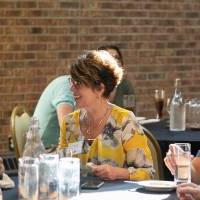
<box><xmin>174</xmin><ymin>143</ymin><xmax>191</xmax><ymax>184</ymax></box>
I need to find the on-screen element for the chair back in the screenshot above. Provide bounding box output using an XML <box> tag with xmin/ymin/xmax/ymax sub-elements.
<box><xmin>10</xmin><ymin>106</ymin><xmax>31</xmax><ymax>159</ymax></box>
<box><xmin>142</xmin><ymin>126</ymin><xmax>164</xmax><ymax>180</ymax></box>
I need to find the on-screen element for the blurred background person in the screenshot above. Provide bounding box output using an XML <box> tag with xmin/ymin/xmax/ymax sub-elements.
<box><xmin>59</xmin><ymin>50</ymin><xmax>154</xmax><ymax>181</ymax></box>
<box><xmin>97</xmin><ymin>45</ymin><xmax>135</xmax><ymax>111</ymax></box>
<box><xmin>34</xmin><ymin>75</ymin><xmax>75</xmax><ymax>148</ymax></box>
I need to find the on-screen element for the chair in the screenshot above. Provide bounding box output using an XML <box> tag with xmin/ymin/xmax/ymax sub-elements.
<box><xmin>10</xmin><ymin>105</ymin><xmax>31</xmax><ymax>159</ymax></box>
<box><xmin>142</xmin><ymin>126</ymin><xmax>164</xmax><ymax>180</ymax></box>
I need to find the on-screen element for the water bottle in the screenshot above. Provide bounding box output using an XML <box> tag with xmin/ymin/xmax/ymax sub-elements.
<box><xmin>170</xmin><ymin>78</ymin><xmax>186</xmax><ymax>131</ymax></box>
<box><xmin>23</xmin><ymin>116</ymin><xmax>45</xmax><ymax>158</ymax></box>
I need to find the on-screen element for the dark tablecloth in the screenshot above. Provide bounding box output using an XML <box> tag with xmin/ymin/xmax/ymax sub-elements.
<box><xmin>3</xmin><ymin>175</ymin><xmax>177</xmax><ymax>200</ymax></box>
<box><xmin>144</xmin><ymin>119</ymin><xmax>200</xmax><ymax>142</ymax></box>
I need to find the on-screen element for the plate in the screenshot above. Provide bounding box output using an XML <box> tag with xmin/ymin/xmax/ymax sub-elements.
<box><xmin>138</xmin><ymin>180</ymin><xmax>176</xmax><ymax>192</ymax></box>
<box><xmin>136</xmin><ymin>117</ymin><xmax>146</xmax><ymax>121</ymax></box>
<box><xmin>139</xmin><ymin>118</ymin><xmax>160</xmax><ymax>125</ymax></box>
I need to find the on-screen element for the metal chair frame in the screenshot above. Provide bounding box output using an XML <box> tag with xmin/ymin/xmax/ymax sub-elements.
<box><xmin>142</xmin><ymin>126</ymin><xmax>164</xmax><ymax>180</ymax></box>
<box><xmin>10</xmin><ymin>105</ymin><xmax>30</xmax><ymax>159</ymax></box>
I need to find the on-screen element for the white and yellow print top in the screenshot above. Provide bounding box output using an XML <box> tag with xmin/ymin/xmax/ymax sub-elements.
<box><xmin>59</xmin><ymin>104</ymin><xmax>154</xmax><ymax>181</ymax></box>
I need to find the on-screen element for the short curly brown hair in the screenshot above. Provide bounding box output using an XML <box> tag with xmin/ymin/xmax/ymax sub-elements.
<box><xmin>70</xmin><ymin>50</ymin><xmax>123</xmax><ymax>98</ymax></box>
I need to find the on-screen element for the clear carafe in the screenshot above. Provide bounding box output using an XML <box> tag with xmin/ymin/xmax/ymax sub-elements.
<box><xmin>170</xmin><ymin>78</ymin><xmax>186</xmax><ymax>131</ymax></box>
<box><xmin>23</xmin><ymin>116</ymin><xmax>45</xmax><ymax>158</ymax></box>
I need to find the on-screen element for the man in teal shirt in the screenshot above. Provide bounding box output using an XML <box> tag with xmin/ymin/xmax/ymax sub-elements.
<box><xmin>34</xmin><ymin>75</ymin><xmax>75</xmax><ymax>148</ymax></box>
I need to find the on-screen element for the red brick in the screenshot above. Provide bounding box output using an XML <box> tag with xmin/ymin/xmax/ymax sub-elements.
<box><xmin>16</xmin><ymin>1</ymin><xmax>37</xmax><ymax>8</ymax></box>
<box><xmin>0</xmin><ymin>1</ymin><xmax>15</xmax><ymax>8</ymax></box>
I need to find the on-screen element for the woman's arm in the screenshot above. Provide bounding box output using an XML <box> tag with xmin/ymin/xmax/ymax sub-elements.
<box><xmin>56</xmin><ymin>103</ymin><xmax>73</xmax><ymax>127</ymax></box>
<box><xmin>123</xmin><ymin>131</ymin><xmax>154</xmax><ymax>181</ymax></box>
<box><xmin>191</xmin><ymin>157</ymin><xmax>200</xmax><ymax>184</ymax></box>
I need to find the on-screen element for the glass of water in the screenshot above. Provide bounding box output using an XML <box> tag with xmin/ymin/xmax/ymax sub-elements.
<box><xmin>123</xmin><ymin>94</ymin><xmax>136</xmax><ymax>113</ymax></box>
<box><xmin>59</xmin><ymin>157</ymin><xmax>80</xmax><ymax>199</ymax></box>
<box><xmin>174</xmin><ymin>143</ymin><xmax>191</xmax><ymax>184</ymax></box>
<box><xmin>18</xmin><ymin>157</ymin><xmax>39</xmax><ymax>200</ymax></box>
<box><xmin>39</xmin><ymin>154</ymin><xmax>59</xmax><ymax>200</ymax></box>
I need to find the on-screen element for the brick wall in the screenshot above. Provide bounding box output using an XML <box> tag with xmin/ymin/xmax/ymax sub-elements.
<box><xmin>1</xmin><ymin>0</ymin><xmax>200</xmax><ymax>154</ymax></box>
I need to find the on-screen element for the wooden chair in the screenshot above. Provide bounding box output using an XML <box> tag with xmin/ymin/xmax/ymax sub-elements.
<box><xmin>10</xmin><ymin>106</ymin><xmax>31</xmax><ymax>159</ymax></box>
<box><xmin>142</xmin><ymin>126</ymin><xmax>164</xmax><ymax>180</ymax></box>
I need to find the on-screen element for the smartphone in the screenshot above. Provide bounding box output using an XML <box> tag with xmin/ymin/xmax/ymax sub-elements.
<box><xmin>81</xmin><ymin>180</ymin><xmax>104</xmax><ymax>190</ymax></box>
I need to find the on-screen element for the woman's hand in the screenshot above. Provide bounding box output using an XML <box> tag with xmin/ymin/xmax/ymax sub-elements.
<box><xmin>164</xmin><ymin>144</ymin><xmax>178</xmax><ymax>175</ymax></box>
<box><xmin>91</xmin><ymin>164</ymin><xmax>129</xmax><ymax>181</ymax></box>
<box><xmin>177</xmin><ymin>183</ymin><xmax>200</xmax><ymax>200</ymax></box>
<box><xmin>92</xmin><ymin>164</ymin><xmax>117</xmax><ymax>180</ymax></box>
<box><xmin>164</xmin><ymin>144</ymin><xmax>193</xmax><ymax>175</ymax></box>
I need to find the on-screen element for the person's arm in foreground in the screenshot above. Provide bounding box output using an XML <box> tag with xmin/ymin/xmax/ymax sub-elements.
<box><xmin>177</xmin><ymin>183</ymin><xmax>200</xmax><ymax>200</ymax></box>
<box><xmin>191</xmin><ymin>157</ymin><xmax>200</xmax><ymax>184</ymax></box>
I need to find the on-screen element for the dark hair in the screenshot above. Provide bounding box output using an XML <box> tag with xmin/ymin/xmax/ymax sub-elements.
<box><xmin>70</xmin><ymin>50</ymin><xmax>123</xmax><ymax>98</ymax></box>
<box><xmin>97</xmin><ymin>45</ymin><xmax>124</xmax><ymax>67</ymax></box>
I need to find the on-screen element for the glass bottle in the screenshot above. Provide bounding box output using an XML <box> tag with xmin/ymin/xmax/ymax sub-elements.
<box><xmin>170</xmin><ymin>78</ymin><xmax>186</xmax><ymax>131</ymax></box>
<box><xmin>23</xmin><ymin>116</ymin><xmax>45</xmax><ymax>158</ymax></box>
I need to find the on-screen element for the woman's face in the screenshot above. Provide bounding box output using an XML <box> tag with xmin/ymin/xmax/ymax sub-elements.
<box><xmin>71</xmin><ymin>80</ymin><xmax>103</xmax><ymax>109</ymax></box>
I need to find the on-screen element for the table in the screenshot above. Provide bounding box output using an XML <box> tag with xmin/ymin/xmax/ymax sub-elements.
<box><xmin>3</xmin><ymin>175</ymin><xmax>177</xmax><ymax>200</ymax></box>
<box><xmin>144</xmin><ymin>119</ymin><xmax>200</xmax><ymax>143</ymax></box>
<box><xmin>143</xmin><ymin>119</ymin><xmax>200</xmax><ymax>180</ymax></box>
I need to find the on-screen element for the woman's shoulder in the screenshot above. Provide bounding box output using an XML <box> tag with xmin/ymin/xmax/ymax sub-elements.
<box><xmin>111</xmin><ymin>104</ymin><xmax>135</xmax><ymax>122</ymax></box>
<box><xmin>111</xmin><ymin>104</ymin><xmax>133</xmax><ymax>116</ymax></box>
<box><xmin>111</xmin><ymin>104</ymin><xmax>143</xmax><ymax>134</ymax></box>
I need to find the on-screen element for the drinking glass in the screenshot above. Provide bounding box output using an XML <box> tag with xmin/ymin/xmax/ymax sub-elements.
<box><xmin>18</xmin><ymin>157</ymin><xmax>39</xmax><ymax>200</ymax></box>
<box><xmin>154</xmin><ymin>89</ymin><xmax>165</xmax><ymax>119</ymax></box>
<box><xmin>174</xmin><ymin>143</ymin><xmax>191</xmax><ymax>184</ymax></box>
<box><xmin>59</xmin><ymin>157</ymin><xmax>80</xmax><ymax>199</ymax></box>
<box><xmin>188</xmin><ymin>99</ymin><xmax>200</xmax><ymax>129</ymax></box>
<box><xmin>123</xmin><ymin>94</ymin><xmax>136</xmax><ymax>113</ymax></box>
<box><xmin>39</xmin><ymin>154</ymin><xmax>59</xmax><ymax>200</ymax></box>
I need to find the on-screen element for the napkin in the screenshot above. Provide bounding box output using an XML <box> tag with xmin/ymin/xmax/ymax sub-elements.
<box><xmin>0</xmin><ymin>173</ymin><xmax>15</xmax><ymax>189</ymax></box>
<box><xmin>139</xmin><ymin>118</ymin><xmax>160</xmax><ymax>125</ymax></box>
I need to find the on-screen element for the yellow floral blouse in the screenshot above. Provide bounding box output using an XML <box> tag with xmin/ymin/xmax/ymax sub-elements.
<box><xmin>59</xmin><ymin>104</ymin><xmax>154</xmax><ymax>181</ymax></box>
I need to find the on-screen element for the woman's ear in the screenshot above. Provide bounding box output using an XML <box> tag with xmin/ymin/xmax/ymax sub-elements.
<box><xmin>95</xmin><ymin>83</ymin><xmax>105</xmax><ymax>97</ymax></box>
